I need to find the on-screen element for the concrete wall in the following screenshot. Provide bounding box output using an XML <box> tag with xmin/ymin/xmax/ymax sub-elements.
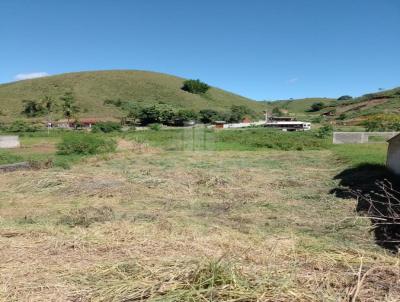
<box><xmin>387</xmin><ymin>138</ymin><xmax>400</xmax><ymax>175</ymax></box>
<box><xmin>333</xmin><ymin>132</ymin><xmax>399</xmax><ymax>144</ymax></box>
<box><xmin>0</xmin><ymin>136</ymin><xmax>20</xmax><ymax>149</ymax></box>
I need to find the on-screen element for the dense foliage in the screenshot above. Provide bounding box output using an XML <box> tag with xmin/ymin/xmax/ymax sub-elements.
<box><xmin>182</xmin><ymin>79</ymin><xmax>210</xmax><ymax>94</ymax></box>
<box><xmin>7</xmin><ymin>120</ymin><xmax>39</xmax><ymax>132</ymax></box>
<box><xmin>61</xmin><ymin>92</ymin><xmax>80</xmax><ymax>121</ymax></box>
<box><xmin>92</xmin><ymin>121</ymin><xmax>122</xmax><ymax>133</ymax></box>
<box><xmin>337</xmin><ymin>95</ymin><xmax>352</xmax><ymax>101</ymax></box>
<box><xmin>363</xmin><ymin>114</ymin><xmax>400</xmax><ymax>131</ymax></box>
<box><xmin>310</xmin><ymin>102</ymin><xmax>326</xmax><ymax>112</ymax></box>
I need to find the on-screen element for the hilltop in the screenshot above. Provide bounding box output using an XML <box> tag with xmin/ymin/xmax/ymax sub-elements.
<box><xmin>0</xmin><ymin>70</ymin><xmax>266</xmax><ymax>120</ymax></box>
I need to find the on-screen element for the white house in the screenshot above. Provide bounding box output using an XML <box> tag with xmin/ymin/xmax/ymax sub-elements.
<box><xmin>387</xmin><ymin>134</ymin><xmax>400</xmax><ymax>175</ymax></box>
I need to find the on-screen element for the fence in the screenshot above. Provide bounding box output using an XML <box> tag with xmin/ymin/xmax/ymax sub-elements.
<box><xmin>333</xmin><ymin>132</ymin><xmax>399</xmax><ymax>144</ymax></box>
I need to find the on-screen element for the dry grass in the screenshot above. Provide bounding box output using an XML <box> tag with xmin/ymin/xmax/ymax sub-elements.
<box><xmin>0</xmin><ymin>146</ymin><xmax>399</xmax><ymax>301</ymax></box>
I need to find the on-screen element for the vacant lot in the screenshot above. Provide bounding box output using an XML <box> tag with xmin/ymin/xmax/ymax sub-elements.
<box><xmin>0</xmin><ymin>130</ymin><xmax>398</xmax><ymax>301</ymax></box>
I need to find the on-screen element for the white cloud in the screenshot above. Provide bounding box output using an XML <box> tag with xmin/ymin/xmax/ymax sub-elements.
<box><xmin>287</xmin><ymin>78</ymin><xmax>299</xmax><ymax>84</ymax></box>
<box><xmin>14</xmin><ymin>72</ymin><xmax>49</xmax><ymax>81</ymax></box>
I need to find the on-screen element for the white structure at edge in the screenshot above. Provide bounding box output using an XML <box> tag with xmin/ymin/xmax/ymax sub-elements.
<box><xmin>0</xmin><ymin>136</ymin><xmax>20</xmax><ymax>149</ymax></box>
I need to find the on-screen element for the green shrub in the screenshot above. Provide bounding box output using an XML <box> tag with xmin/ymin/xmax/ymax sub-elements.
<box><xmin>7</xmin><ymin>120</ymin><xmax>39</xmax><ymax>132</ymax></box>
<box><xmin>199</xmin><ymin>109</ymin><xmax>226</xmax><ymax>124</ymax></box>
<box><xmin>92</xmin><ymin>121</ymin><xmax>122</xmax><ymax>133</ymax></box>
<box><xmin>310</xmin><ymin>102</ymin><xmax>326</xmax><ymax>112</ymax></box>
<box><xmin>182</xmin><ymin>79</ymin><xmax>210</xmax><ymax>94</ymax></box>
<box><xmin>316</xmin><ymin>125</ymin><xmax>333</xmax><ymax>138</ymax></box>
<box><xmin>149</xmin><ymin>123</ymin><xmax>162</xmax><ymax>131</ymax></box>
<box><xmin>57</xmin><ymin>134</ymin><xmax>116</xmax><ymax>155</ymax></box>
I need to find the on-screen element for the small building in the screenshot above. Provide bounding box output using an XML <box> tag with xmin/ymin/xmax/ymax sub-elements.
<box><xmin>387</xmin><ymin>134</ymin><xmax>400</xmax><ymax>175</ymax></box>
<box><xmin>214</xmin><ymin>121</ymin><xmax>226</xmax><ymax>129</ymax></box>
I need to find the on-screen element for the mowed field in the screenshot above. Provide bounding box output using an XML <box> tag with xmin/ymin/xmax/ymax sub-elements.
<box><xmin>0</xmin><ymin>130</ymin><xmax>398</xmax><ymax>301</ymax></box>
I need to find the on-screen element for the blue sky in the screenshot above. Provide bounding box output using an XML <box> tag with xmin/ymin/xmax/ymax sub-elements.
<box><xmin>1</xmin><ymin>0</ymin><xmax>399</xmax><ymax>100</ymax></box>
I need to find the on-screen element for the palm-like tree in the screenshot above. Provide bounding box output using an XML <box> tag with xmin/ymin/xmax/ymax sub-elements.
<box><xmin>60</xmin><ymin>92</ymin><xmax>80</xmax><ymax>126</ymax></box>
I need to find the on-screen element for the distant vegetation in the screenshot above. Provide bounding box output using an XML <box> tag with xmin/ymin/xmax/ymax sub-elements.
<box><xmin>181</xmin><ymin>79</ymin><xmax>210</xmax><ymax>94</ymax></box>
<box><xmin>337</xmin><ymin>95</ymin><xmax>352</xmax><ymax>101</ymax></box>
<box><xmin>106</xmin><ymin>101</ymin><xmax>256</xmax><ymax>126</ymax></box>
<box><xmin>310</xmin><ymin>102</ymin><xmax>326</xmax><ymax>112</ymax></box>
<box><xmin>363</xmin><ymin>114</ymin><xmax>400</xmax><ymax>131</ymax></box>
<box><xmin>92</xmin><ymin>121</ymin><xmax>122</xmax><ymax>133</ymax></box>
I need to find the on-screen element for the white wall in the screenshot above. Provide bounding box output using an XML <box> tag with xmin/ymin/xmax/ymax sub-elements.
<box><xmin>0</xmin><ymin>136</ymin><xmax>20</xmax><ymax>149</ymax></box>
<box><xmin>387</xmin><ymin>138</ymin><xmax>400</xmax><ymax>175</ymax></box>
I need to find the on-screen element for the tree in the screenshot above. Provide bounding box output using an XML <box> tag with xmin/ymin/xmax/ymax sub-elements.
<box><xmin>310</xmin><ymin>102</ymin><xmax>325</xmax><ymax>112</ymax></box>
<box><xmin>60</xmin><ymin>92</ymin><xmax>80</xmax><ymax>124</ymax></box>
<box><xmin>337</xmin><ymin>113</ymin><xmax>347</xmax><ymax>120</ymax></box>
<box><xmin>228</xmin><ymin>105</ymin><xmax>253</xmax><ymax>123</ymax></box>
<box><xmin>272</xmin><ymin>107</ymin><xmax>284</xmax><ymax>117</ymax></box>
<box><xmin>21</xmin><ymin>100</ymin><xmax>44</xmax><ymax>117</ymax></box>
<box><xmin>137</xmin><ymin>105</ymin><xmax>164</xmax><ymax>125</ymax></box>
<box><xmin>182</xmin><ymin>79</ymin><xmax>210</xmax><ymax>94</ymax></box>
<box><xmin>173</xmin><ymin>109</ymin><xmax>198</xmax><ymax>126</ymax></box>
<box><xmin>41</xmin><ymin>95</ymin><xmax>57</xmax><ymax>125</ymax></box>
<box><xmin>199</xmin><ymin>109</ymin><xmax>222</xmax><ymax>124</ymax></box>
<box><xmin>337</xmin><ymin>95</ymin><xmax>352</xmax><ymax>101</ymax></box>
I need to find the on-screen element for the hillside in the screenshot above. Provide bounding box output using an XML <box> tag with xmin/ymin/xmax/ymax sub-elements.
<box><xmin>272</xmin><ymin>87</ymin><xmax>400</xmax><ymax>122</ymax></box>
<box><xmin>0</xmin><ymin>70</ymin><xmax>266</xmax><ymax>120</ymax></box>
<box><xmin>272</xmin><ymin>98</ymin><xmax>336</xmax><ymax>114</ymax></box>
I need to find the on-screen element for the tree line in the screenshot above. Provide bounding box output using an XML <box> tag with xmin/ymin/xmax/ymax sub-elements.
<box><xmin>105</xmin><ymin>99</ymin><xmax>256</xmax><ymax>126</ymax></box>
<box><xmin>21</xmin><ymin>91</ymin><xmax>80</xmax><ymax>124</ymax></box>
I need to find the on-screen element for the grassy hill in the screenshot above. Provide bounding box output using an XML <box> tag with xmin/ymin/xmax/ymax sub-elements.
<box><xmin>0</xmin><ymin>70</ymin><xmax>266</xmax><ymax>120</ymax></box>
<box><xmin>272</xmin><ymin>87</ymin><xmax>400</xmax><ymax>123</ymax></box>
<box><xmin>272</xmin><ymin>98</ymin><xmax>336</xmax><ymax>114</ymax></box>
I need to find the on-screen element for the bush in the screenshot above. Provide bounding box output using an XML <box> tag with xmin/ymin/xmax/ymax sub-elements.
<box><xmin>57</xmin><ymin>134</ymin><xmax>116</xmax><ymax>155</ymax></box>
<box><xmin>92</xmin><ymin>122</ymin><xmax>122</xmax><ymax>133</ymax></box>
<box><xmin>173</xmin><ymin>110</ymin><xmax>198</xmax><ymax>126</ymax></box>
<box><xmin>182</xmin><ymin>79</ymin><xmax>210</xmax><ymax>94</ymax></box>
<box><xmin>149</xmin><ymin>123</ymin><xmax>162</xmax><ymax>131</ymax></box>
<box><xmin>228</xmin><ymin>105</ymin><xmax>254</xmax><ymax>123</ymax></box>
<box><xmin>199</xmin><ymin>109</ymin><xmax>224</xmax><ymax>124</ymax></box>
<box><xmin>310</xmin><ymin>102</ymin><xmax>326</xmax><ymax>112</ymax></box>
<box><xmin>7</xmin><ymin>120</ymin><xmax>39</xmax><ymax>132</ymax></box>
<box><xmin>316</xmin><ymin>125</ymin><xmax>333</xmax><ymax>138</ymax></box>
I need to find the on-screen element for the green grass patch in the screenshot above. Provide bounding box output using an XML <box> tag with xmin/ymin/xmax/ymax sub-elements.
<box><xmin>0</xmin><ymin>150</ymin><xmax>24</xmax><ymax>165</ymax></box>
<box><xmin>331</xmin><ymin>143</ymin><xmax>387</xmax><ymax>166</ymax></box>
<box><xmin>126</xmin><ymin>128</ymin><xmax>329</xmax><ymax>151</ymax></box>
